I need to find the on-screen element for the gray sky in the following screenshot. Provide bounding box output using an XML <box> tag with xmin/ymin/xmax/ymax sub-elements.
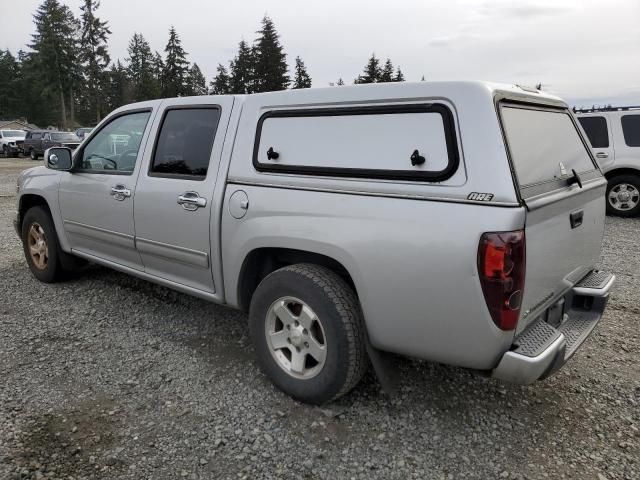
<box><xmin>3</xmin><ymin>0</ymin><xmax>639</xmax><ymax>106</ymax></box>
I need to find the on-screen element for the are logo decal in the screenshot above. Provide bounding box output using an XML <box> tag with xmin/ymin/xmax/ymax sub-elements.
<box><xmin>467</xmin><ymin>192</ymin><xmax>494</xmax><ymax>202</ymax></box>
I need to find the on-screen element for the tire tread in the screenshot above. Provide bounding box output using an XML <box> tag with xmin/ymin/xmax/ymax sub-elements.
<box><xmin>272</xmin><ymin>263</ymin><xmax>368</xmax><ymax>402</ymax></box>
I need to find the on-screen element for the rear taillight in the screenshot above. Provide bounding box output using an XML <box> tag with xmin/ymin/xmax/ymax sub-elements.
<box><xmin>477</xmin><ymin>230</ymin><xmax>526</xmax><ymax>331</ymax></box>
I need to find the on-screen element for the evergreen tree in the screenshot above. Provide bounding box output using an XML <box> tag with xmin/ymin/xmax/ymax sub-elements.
<box><xmin>355</xmin><ymin>54</ymin><xmax>381</xmax><ymax>84</ymax></box>
<box><xmin>252</xmin><ymin>16</ymin><xmax>289</xmax><ymax>92</ymax></box>
<box><xmin>79</xmin><ymin>0</ymin><xmax>110</xmax><ymax>123</ymax></box>
<box><xmin>292</xmin><ymin>56</ymin><xmax>312</xmax><ymax>89</ymax></box>
<box><xmin>29</xmin><ymin>0</ymin><xmax>80</xmax><ymax>128</ymax></box>
<box><xmin>104</xmin><ymin>60</ymin><xmax>131</xmax><ymax>111</ymax></box>
<box><xmin>152</xmin><ymin>51</ymin><xmax>164</xmax><ymax>94</ymax></box>
<box><xmin>379</xmin><ymin>59</ymin><xmax>394</xmax><ymax>82</ymax></box>
<box><xmin>0</xmin><ymin>50</ymin><xmax>23</xmax><ymax>118</ymax></box>
<box><xmin>163</xmin><ymin>26</ymin><xmax>189</xmax><ymax>97</ymax></box>
<box><xmin>210</xmin><ymin>63</ymin><xmax>231</xmax><ymax>94</ymax></box>
<box><xmin>126</xmin><ymin>33</ymin><xmax>159</xmax><ymax>101</ymax></box>
<box><xmin>393</xmin><ymin>67</ymin><xmax>405</xmax><ymax>82</ymax></box>
<box><xmin>16</xmin><ymin>51</ymin><xmax>42</xmax><ymax>124</ymax></box>
<box><xmin>229</xmin><ymin>40</ymin><xmax>254</xmax><ymax>94</ymax></box>
<box><xmin>187</xmin><ymin>63</ymin><xmax>207</xmax><ymax>95</ymax></box>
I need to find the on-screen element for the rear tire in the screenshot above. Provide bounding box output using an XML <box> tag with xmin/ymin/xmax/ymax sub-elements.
<box><xmin>249</xmin><ymin>264</ymin><xmax>368</xmax><ymax>404</ymax></box>
<box><xmin>29</xmin><ymin>148</ymin><xmax>38</xmax><ymax>160</ymax></box>
<box><xmin>606</xmin><ymin>174</ymin><xmax>640</xmax><ymax>217</ymax></box>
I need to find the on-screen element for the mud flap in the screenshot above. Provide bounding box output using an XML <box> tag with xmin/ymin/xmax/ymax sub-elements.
<box><xmin>365</xmin><ymin>333</ymin><xmax>400</xmax><ymax>397</ymax></box>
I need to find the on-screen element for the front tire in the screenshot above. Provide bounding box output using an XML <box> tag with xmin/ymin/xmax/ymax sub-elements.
<box><xmin>29</xmin><ymin>148</ymin><xmax>38</xmax><ymax>160</ymax></box>
<box><xmin>606</xmin><ymin>174</ymin><xmax>640</xmax><ymax>217</ymax></box>
<box><xmin>21</xmin><ymin>206</ymin><xmax>78</xmax><ymax>283</ymax></box>
<box><xmin>249</xmin><ymin>264</ymin><xmax>368</xmax><ymax>404</ymax></box>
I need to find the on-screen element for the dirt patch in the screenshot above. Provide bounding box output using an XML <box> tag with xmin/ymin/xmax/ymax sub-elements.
<box><xmin>9</xmin><ymin>397</ymin><xmax>126</xmax><ymax>479</ymax></box>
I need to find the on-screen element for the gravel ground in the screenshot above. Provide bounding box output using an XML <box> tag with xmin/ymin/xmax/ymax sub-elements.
<box><xmin>0</xmin><ymin>158</ymin><xmax>35</xmax><ymax>197</ymax></box>
<box><xmin>0</xmin><ymin>163</ymin><xmax>638</xmax><ymax>480</ymax></box>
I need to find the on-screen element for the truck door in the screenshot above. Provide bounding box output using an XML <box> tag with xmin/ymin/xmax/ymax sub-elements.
<box><xmin>58</xmin><ymin>108</ymin><xmax>155</xmax><ymax>270</ymax></box>
<box><xmin>133</xmin><ymin>97</ymin><xmax>234</xmax><ymax>294</ymax></box>
<box><xmin>41</xmin><ymin>132</ymin><xmax>52</xmax><ymax>153</ymax></box>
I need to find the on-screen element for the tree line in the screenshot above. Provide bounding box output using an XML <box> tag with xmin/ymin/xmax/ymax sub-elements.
<box><xmin>0</xmin><ymin>0</ymin><xmax>411</xmax><ymax>130</ymax></box>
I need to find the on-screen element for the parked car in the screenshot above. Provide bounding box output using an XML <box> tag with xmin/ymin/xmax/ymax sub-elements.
<box><xmin>0</xmin><ymin>129</ymin><xmax>26</xmax><ymax>157</ymax></box>
<box><xmin>14</xmin><ymin>82</ymin><xmax>615</xmax><ymax>404</ymax></box>
<box><xmin>24</xmin><ymin>130</ymin><xmax>81</xmax><ymax>160</ymax></box>
<box><xmin>75</xmin><ymin>127</ymin><xmax>93</xmax><ymax>140</ymax></box>
<box><xmin>575</xmin><ymin>106</ymin><xmax>640</xmax><ymax>216</ymax></box>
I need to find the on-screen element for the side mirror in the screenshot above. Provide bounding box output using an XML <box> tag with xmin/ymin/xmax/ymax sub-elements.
<box><xmin>45</xmin><ymin>147</ymin><xmax>73</xmax><ymax>171</ymax></box>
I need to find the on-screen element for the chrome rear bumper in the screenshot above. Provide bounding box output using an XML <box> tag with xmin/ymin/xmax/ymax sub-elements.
<box><xmin>492</xmin><ymin>270</ymin><xmax>615</xmax><ymax>385</ymax></box>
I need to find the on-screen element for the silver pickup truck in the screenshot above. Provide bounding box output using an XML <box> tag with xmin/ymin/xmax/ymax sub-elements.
<box><xmin>14</xmin><ymin>81</ymin><xmax>615</xmax><ymax>404</ymax></box>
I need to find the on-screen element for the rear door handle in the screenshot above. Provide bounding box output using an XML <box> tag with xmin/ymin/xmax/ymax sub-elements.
<box><xmin>110</xmin><ymin>184</ymin><xmax>131</xmax><ymax>201</ymax></box>
<box><xmin>595</xmin><ymin>152</ymin><xmax>608</xmax><ymax>159</ymax></box>
<box><xmin>177</xmin><ymin>191</ymin><xmax>207</xmax><ymax>211</ymax></box>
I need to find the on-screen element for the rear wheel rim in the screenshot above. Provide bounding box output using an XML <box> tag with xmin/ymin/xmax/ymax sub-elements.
<box><xmin>27</xmin><ymin>223</ymin><xmax>49</xmax><ymax>270</ymax></box>
<box><xmin>608</xmin><ymin>183</ymin><xmax>639</xmax><ymax>212</ymax></box>
<box><xmin>265</xmin><ymin>296</ymin><xmax>327</xmax><ymax>380</ymax></box>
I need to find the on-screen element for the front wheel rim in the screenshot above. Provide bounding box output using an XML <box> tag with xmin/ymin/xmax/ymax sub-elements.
<box><xmin>27</xmin><ymin>223</ymin><xmax>49</xmax><ymax>270</ymax></box>
<box><xmin>265</xmin><ymin>296</ymin><xmax>327</xmax><ymax>380</ymax></box>
<box><xmin>608</xmin><ymin>183</ymin><xmax>640</xmax><ymax>211</ymax></box>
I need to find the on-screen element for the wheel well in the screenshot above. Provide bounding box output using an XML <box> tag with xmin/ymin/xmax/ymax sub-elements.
<box><xmin>237</xmin><ymin>248</ymin><xmax>357</xmax><ymax>312</ymax></box>
<box><xmin>604</xmin><ymin>168</ymin><xmax>640</xmax><ymax>181</ymax></box>
<box><xmin>18</xmin><ymin>194</ymin><xmax>51</xmax><ymax>230</ymax></box>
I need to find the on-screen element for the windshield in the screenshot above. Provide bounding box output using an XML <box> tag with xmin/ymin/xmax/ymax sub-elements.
<box><xmin>501</xmin><ymin>106</ymin><xmax>597</xmax><ymax>189</ymax></box>
<box><xmin>3</xmin><ymin>130</ymin><xmax>25</xmax><ymax>138</ymax></box>
<box><xmin>51</xmin><ymin>133</ymin><xmax>80</xmax><ymax>142</ymax></box>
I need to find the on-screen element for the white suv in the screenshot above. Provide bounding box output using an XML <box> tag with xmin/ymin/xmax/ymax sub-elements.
<box><xmin>576</xmin><ymin>106</ymin><xmax>640</xmax><ymax>216</ymax></box>
<box><xmin>0</xmin><ymin>129</ymin><xmax>26</xmax><ymax>157</ymax></box>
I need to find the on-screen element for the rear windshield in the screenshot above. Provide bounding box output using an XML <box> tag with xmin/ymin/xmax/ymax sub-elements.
<box><xmin>501</xmin><ymin>106</ymin><xmax>596</xmax><ymax>189</ymax></box>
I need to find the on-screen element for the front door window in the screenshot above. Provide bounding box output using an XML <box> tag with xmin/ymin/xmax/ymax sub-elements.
<box><xmin>79</xmin><ymin>111</ymin><xmax>151</xmax><ymax>174</ymax></box>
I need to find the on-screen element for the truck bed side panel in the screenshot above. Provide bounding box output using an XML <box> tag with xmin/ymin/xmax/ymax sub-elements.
<box><xmin>222</xmin><ymin>185</ymin><xmax>524</xmax><ymax>370</ymax></box>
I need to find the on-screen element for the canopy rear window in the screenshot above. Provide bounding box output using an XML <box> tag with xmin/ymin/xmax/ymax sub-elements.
<box><xmin>500</xmin><ymin>105</ymin><xmax>598</xmax><ymax>197</ymax></box>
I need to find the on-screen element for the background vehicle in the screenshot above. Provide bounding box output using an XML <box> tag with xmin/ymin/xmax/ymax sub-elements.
<box><xmin>0</xmin><ymin>129</ymin><xmax>26</xmax><ymax>157</ymax></box>
<box><xmin>14</xmin><ymin>82</ymin><xmax>614</xmax><ymax>404</ymax></box>
<box><xmin>75</xmin><ymin>127</ymin><xmax>93</xmax><ymax>140</ymax></box>
<box><xmin>23</xmin><ymin>130</ymin><xmax>81</xmax><ymax>160</ymax></box>
<box><xmin>576</xmin><ymin>106</ymin><xmax>640</xmax><ymax>216</ymax></box>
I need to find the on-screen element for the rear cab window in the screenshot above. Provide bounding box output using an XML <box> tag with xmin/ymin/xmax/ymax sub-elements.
<box><xmin>578</xmin><ymin>116</ymin><xmax>609</xmax><ymax>148</ymax></box>
<box><xmin>499</xmin><ymin>103</ymin><xmax>600</xmax><ymax>198</ymax></box>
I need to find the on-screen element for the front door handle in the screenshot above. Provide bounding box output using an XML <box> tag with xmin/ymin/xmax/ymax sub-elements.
<box><xmin>595</xmin><ymin>152</ymin><xmax>608</xmax><ymax>159</ymax></box>
<box><xmin>177</xmin><ymin>191</ymin><xmax>207</xmax><ymax>211</ymax></box>
<box><xmin>110</xmin><ymin>184</ymin><xmax>131</xmax><ymax>201</ymax></box>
